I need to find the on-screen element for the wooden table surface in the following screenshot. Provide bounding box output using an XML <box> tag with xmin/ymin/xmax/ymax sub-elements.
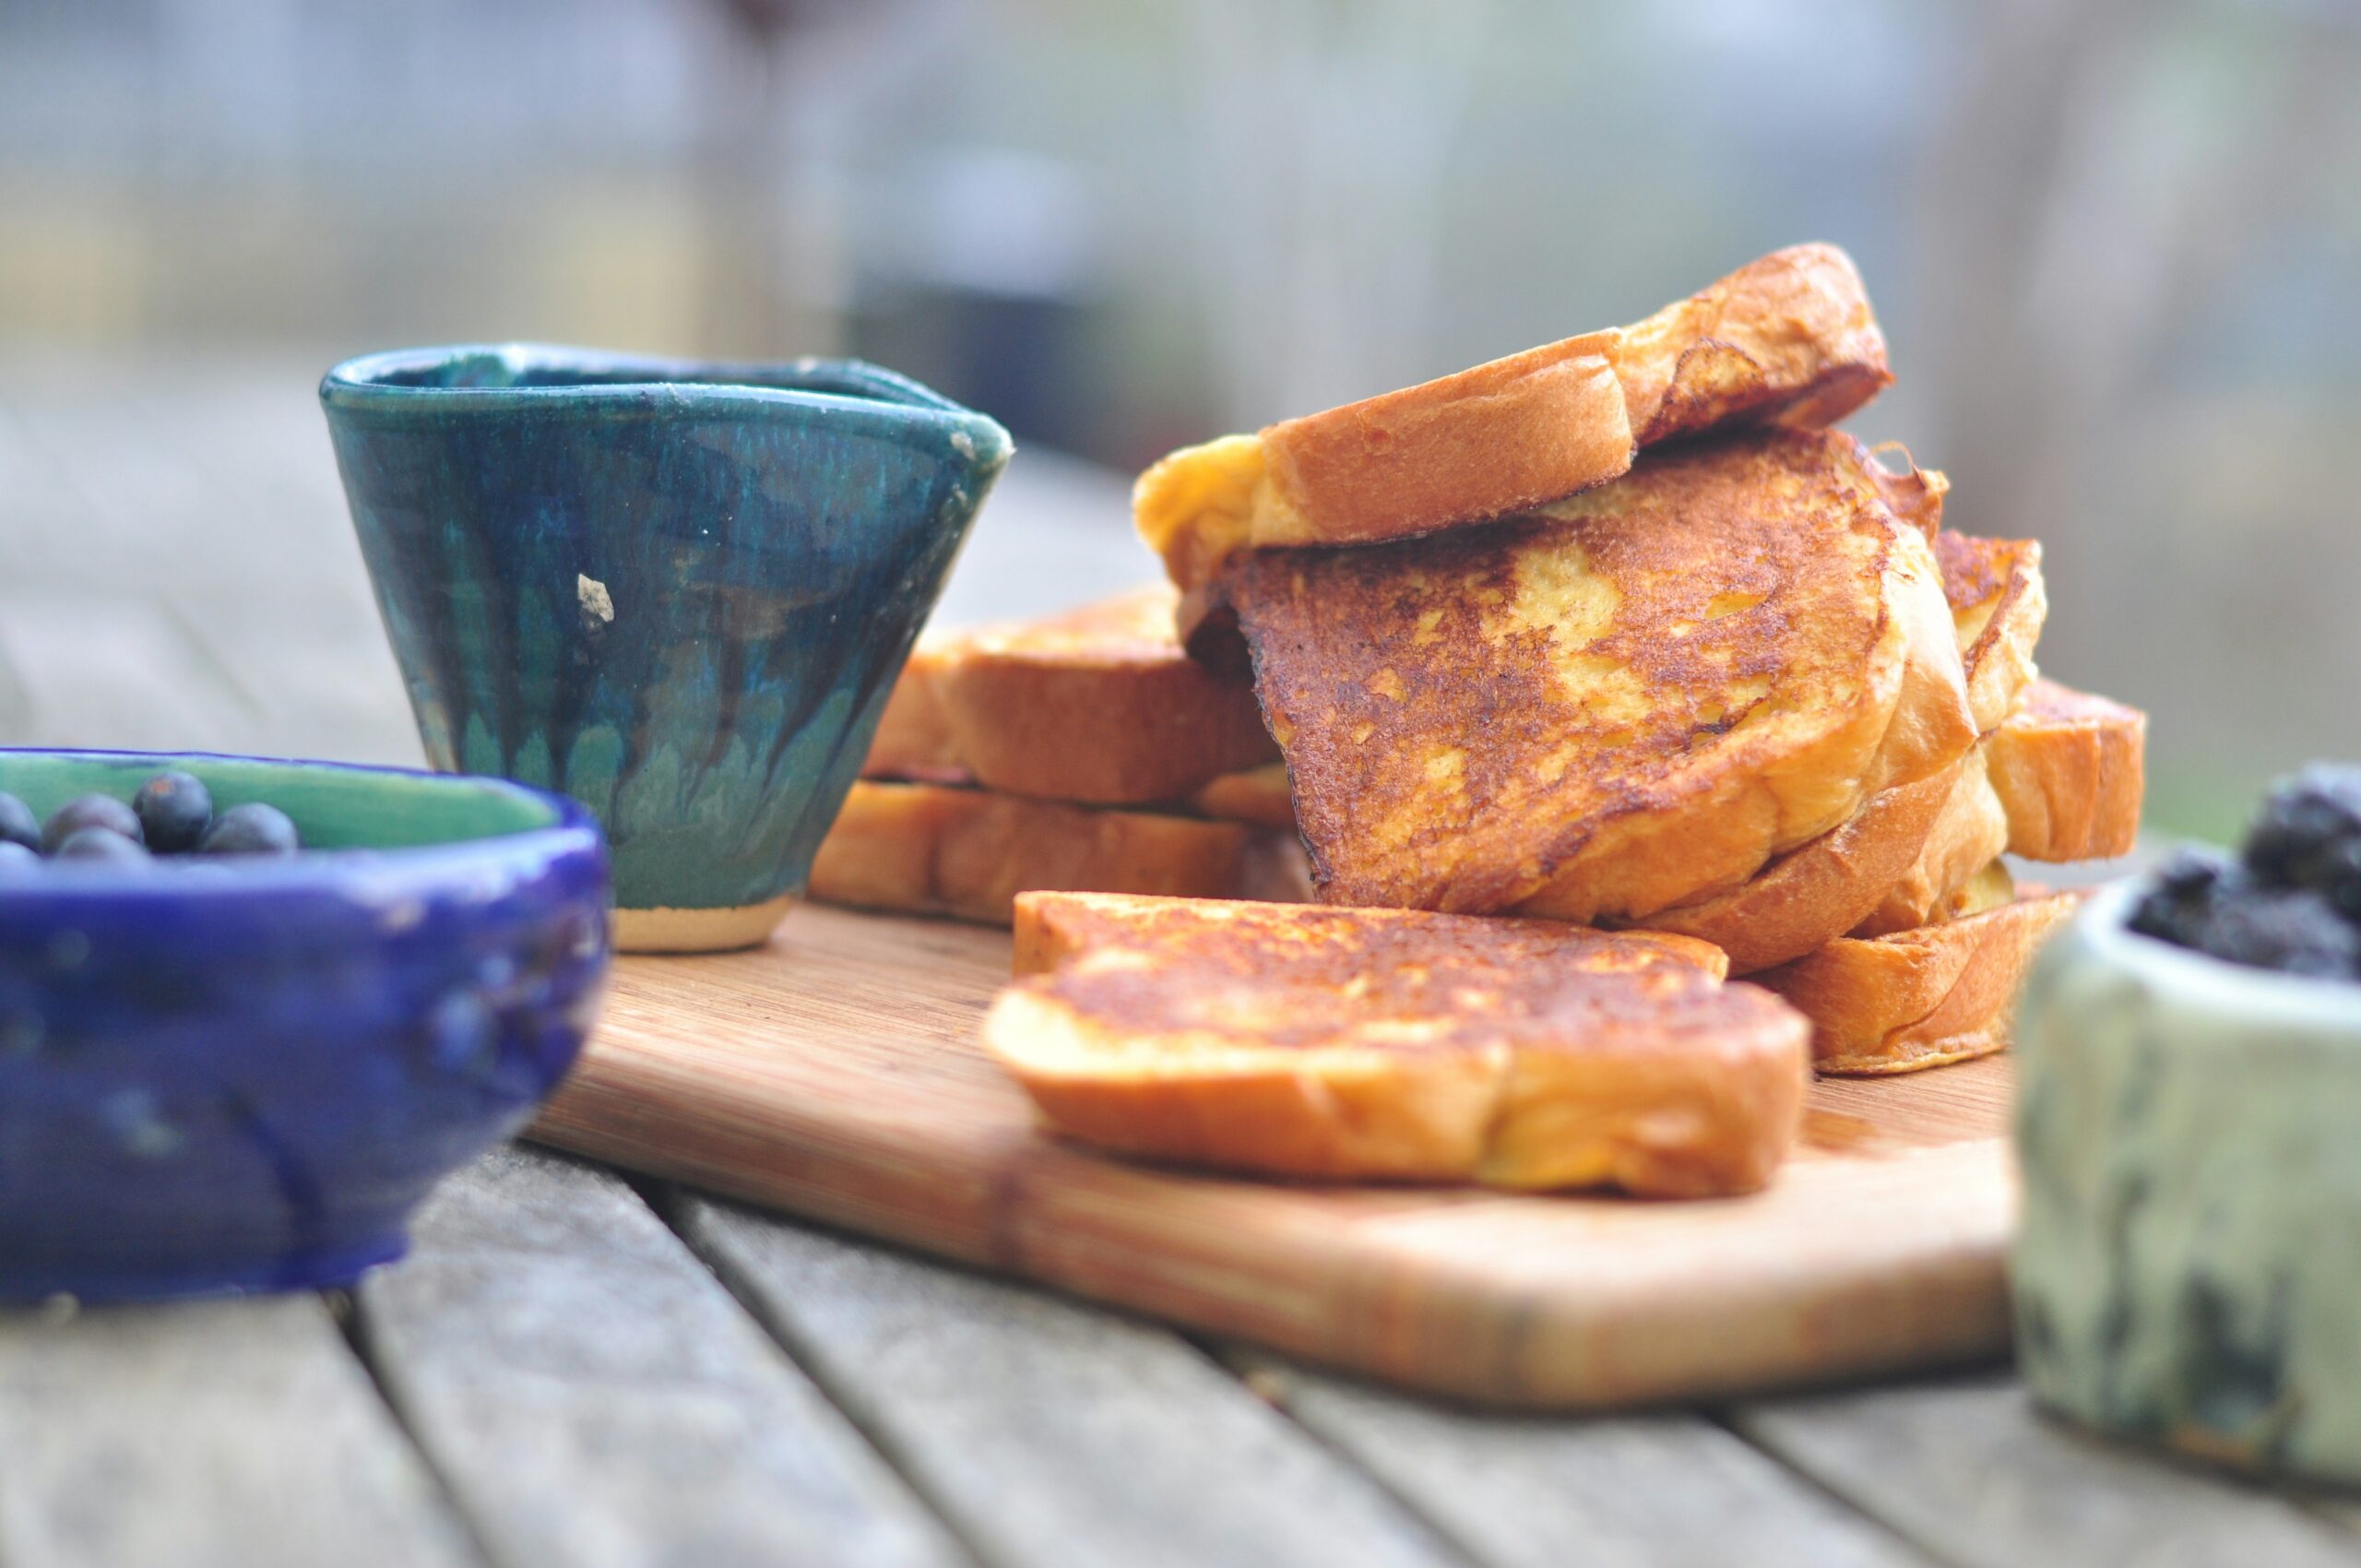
<box><xmin>2</xmin><ymin>356</ymin><xmax>2354</xmax><ymax>1568</ymax></box>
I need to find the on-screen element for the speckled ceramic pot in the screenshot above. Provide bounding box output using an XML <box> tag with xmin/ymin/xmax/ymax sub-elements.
<box><xmin>0</xmin><ymin>748</ymin><xmax>609</xmax><ymax>1301</ymax></box>
<box><xmin>322</xmin><ymin>346</ymin><xmax>1011</xmax><ymax>952</ymax></box>
<box><xmin>2014</xmin><ymin>882</ymin><xmax>2361</xmax><ymax>1484</ymax></box>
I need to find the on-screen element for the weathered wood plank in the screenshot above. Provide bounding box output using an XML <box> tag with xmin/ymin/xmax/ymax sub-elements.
<box><xmin>1232</xmin><ymin>1353</ymin><xmax>1928</xmax><ymax>1568</ymax></box>
<box><xmin>0</xmin><ymin>1294</ymin><xmax>479</xmax><ymax>1568</ymax></box>
<box><xmin>354</xmin><ymin>1145</ymin><xmax>970</xmax><ymax>1568</ymax></box>
<box><xmin>1731</xmin><ymin>1372</ymin><xmax>2361</xmax><ymax>1568</ymax></box>
<box><xmin>677</xmin><ymin>1196</ymin><xmax>1462</xmax><ymax>1568</ymax></box>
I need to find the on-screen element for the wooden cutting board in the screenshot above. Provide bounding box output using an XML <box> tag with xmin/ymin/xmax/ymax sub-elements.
<box><xmin>531</xmin><ymin>903</ymin><xmax>2016</xmax><ymax>1408</ymax></box>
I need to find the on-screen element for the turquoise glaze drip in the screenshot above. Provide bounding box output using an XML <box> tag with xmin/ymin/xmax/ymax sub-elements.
<box><xmin>322</xmin><ymin>348</ymin><xmax>1010</xmax><ymax>913</ymax></box>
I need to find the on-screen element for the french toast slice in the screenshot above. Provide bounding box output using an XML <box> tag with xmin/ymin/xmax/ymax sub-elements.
<box><xmin>860</xmin><ymin>587</ymin><xmax>1278</xmax><ymax>804</ymax></box>
<box><xmin>987</xmin><ymin>892</ymin><xmax>1810</xmax><ymax>1196</ymax></box>
<box><xmin>1636</xmin><ymin>530</ymin><xmax>2045</xmax><ymax>966</ymax></box>
<box><xmin>1135</xmin><ymin>244</ymin><xmax>1890</xmax><ymax>605</ymax></box>
<box><xmin>808</xmin><ymin>781</ymin><xmax>1310</xmax><ymax>925</ymax></box>
<box><xmin>1986</xmin><ymin>679</ymin><xmax>2146</xmax><ymax>861</ymax></box>
<box><xmin>1217</xmin><ymin>429</ymin><xmax>1975</xmax><ymax>922</ymax></box>
<box><xmin>1752</xmin><ymin>876</ymin><xmax>2082</xmax><ymax>1075</ymax></box>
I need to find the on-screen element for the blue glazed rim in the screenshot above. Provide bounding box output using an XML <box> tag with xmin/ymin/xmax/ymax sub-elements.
<box><xmin>320</xmin><ymin>343</ymin><xmax>1014</xmax><ymax>461</ymax></box>
<box><xmin>0</xmin><ymin>745</ymin><xmax>608</xmax><ymax>897</ymax></box>
<box><xmin>2061</xmin><ymin>882</ymin><xmax>2361</xmax><ymax>1033</ymax></box>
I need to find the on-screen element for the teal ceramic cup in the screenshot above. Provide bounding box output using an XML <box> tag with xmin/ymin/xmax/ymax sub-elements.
<box><xmin>2014</xmin><ymin>882</ymin><xmax>2361</xmax><ymax>1483</ymax></box>
<box><xmin>322</xmin><ymin>346</ymin><xmax>1011</xmax><ymax>951</ymax></box>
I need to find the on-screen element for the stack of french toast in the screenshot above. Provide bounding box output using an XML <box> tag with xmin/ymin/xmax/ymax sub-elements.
<box><xmin>813</xmin><ymin>244</ymin><xmax>2146</xmax><ymax>1199</ymax></box>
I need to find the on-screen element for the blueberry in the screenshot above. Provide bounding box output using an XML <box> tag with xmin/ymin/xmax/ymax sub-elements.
<box><xmin>2246</xmin><ymin>765</ymin><xmax>2361</xmax><ymax>919</ymax></box>
<box><xmin>0</xmin><ymin>792</ymin><xmax>36</xmax><ymax>852</ymax></box>
<box><xmin>2191</xmin><ymin>887</ymin><xmax>2358</xmax><ymax>979</ymax></box>
<box><xmin>2129</xmin><ymin>846</ymin><xmax>2244</xmax><ymax>949</ymax></box>
<box><xmin>197</xmin><ymin>802</ymin><xmax>300</xmax><ymax>856</ymax></box>
<box><xmin>132</xmin><ymin>771</ymin><xmax>212</xmax><ymax>854</ymax></box>
<box><xmin>53</xmin><ymin>826</ymin><xmax>150</xmax><ymax>863</ymax></box>
<box><xmin>41</xmin><ymin>794</ymin><xmax>142</xmax><ymax>854</ymax></box>
<box><xmin>0</xmin><ymin>840</ymin><xmax>38</xmax><ymax>873</ymax></box>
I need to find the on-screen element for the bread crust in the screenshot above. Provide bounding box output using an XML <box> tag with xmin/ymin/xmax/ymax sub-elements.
<box><xmin>1610</xmin><ymin>242</ymin><xmax>1891</xmax><ymax>442</ymax></box>
<box><xmin>1635</xmin><ymin>762</ymin><xmax>1957</xmax><ymax>974</ymax></box>
<box><xmin>809</xmin><ymin>781</ymin><xmax>1310</xmax><ymax>925</ymax></box>
<box><xmin>989</xmin><ymin>893</ymin><xmax>1807</xmax><ymax>1196</ymax></box>
<box><xmin>862</xmin><ymin>638</ymin><xmax>967</xmax><ymax>782</ymax></box>
<box><xmin>1848</xmin><ymin>745</ymin><xmax>2011</xmax><ymax>937</ymax></box>
<box><xmin>1263</xmin><ymin>335</ymin><xmax>1634</xmax><ymax>552</ymax></box>
<box><xmin>1987</xmin><ymin>680</ymin><xmax>2146</xmax><ymax>861</ymax></box>
<box><xmin>1937</xmin><ymin>534</ymin><xmax>2048</xmax><ymax>733</ymax></box>
<box><xmin>860</xmin><ymin>587</ymin><xmax>1278</xmax><ymax>804</ymax></box>
<box><xmin>1187</xmin><ymin>763</ymin><xmax>1297</xmax><ymax>829</ymax></box>
<box><xmin>1136</xmin><ymin>244</ymin><xmax>1891</xmax><ymax>595</ymax></box>
<box><xmin>1752</xmin><ymin>887</ymin><xmax>2082</xmax><ymax>1075</ymax></box>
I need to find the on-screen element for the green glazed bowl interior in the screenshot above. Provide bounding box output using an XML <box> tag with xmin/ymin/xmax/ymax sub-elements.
<box><xmin>322</xmin><ymin>345</ymin><xmax>1012</xmax><ymax>950</ymax></box>
<box><xmin>0</xmin><ymin>750</ymin><xmax>557</xmax><ymax>852</ymax></box>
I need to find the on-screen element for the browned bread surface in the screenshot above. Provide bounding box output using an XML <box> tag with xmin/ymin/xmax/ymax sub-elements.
<box><xmin>859</xmin><ymin>587</ymin><xmax>1278</xmax><ymax>803</ymax></box>
<box><xmin>1219</xmin><ymin>429</ymin><xmax>1975</xmax><ymax>922</ymax></box>
<box><xmin>808</xmin><ymin>781</ymin><xmax>1310</xmax><ymax>926</ymax></box>
<box><xmin>1987</xmin><ymin>680</ymin><xmax>2147</xmax><ymax>861</ymax></box>
<box><xmin>1633</xmin><ymin>531</ymin><xmax>2037</xmax><ymax>968</ymax></box>
<box><xmin>989</xmin><ymin>893</ymin><xmax>1809</xmax><ymax>1196</ymax></box>
<box><xmin>1752</xmin><ymin>886</ymin><xmax>2082</xmax><ymax>1075</ymax></box>
<box><xmin>1135</xmin><ymin>244</ymin><xmax>1891</xmax><ymax>597</ymax></box>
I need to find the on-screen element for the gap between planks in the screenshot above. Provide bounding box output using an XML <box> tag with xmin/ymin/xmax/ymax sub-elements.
<box><xmin>0</xmin><ymin>1291</ymin><xmax>485</xmax><ymax>1568</ymax></box>
<box><xmin>666</xmin><ymin>1187</ymin><xmax>1477</xmax><ymax>1568</ymax></box>
<box><xmin>1216</xmin><ymin>1347</ymin><xmax>1937</xmax><ymax>1568</ymax></box>
<box><xmin>347</xmin><ymin>1144</ymin><xmax>973</xmax><ymax>1568</ymax></box>
<box><xmin>1727</xmin><ymin>1373</ymin><xmax>2361</xmax><ymax>1568</ymax></box>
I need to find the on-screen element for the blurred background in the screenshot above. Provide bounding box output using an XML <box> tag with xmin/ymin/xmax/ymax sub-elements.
<box><xmin>1</xmin><ymin>0</ymin><xmax>2356</xmax><ymax>838</ymax></box>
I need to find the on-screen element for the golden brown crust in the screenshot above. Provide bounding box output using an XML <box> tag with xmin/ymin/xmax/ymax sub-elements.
<box><xmin>861</xmin><ymin>638</ymin><xmax>967</xmax><ymax>782</ymax></box>
<box><xmin>1135</xmin><ymin>244</ymin><xmax>1891</xmax><ymax>596</ymax></box>
<box><xmin>1987</xmin><ymin>680</ymin><xmax>2147</xmax><ymax>861</ymax></box>
<box><xmin>859</xmin><ymin>588</ymin><xmax>1278</xmax><ymax>804</ymax></box>
<box><xmin>1260</xmin><ymin>333</ymin><xmax>1634</xmax><ymax>552</ymax></box>
<box><xmin>1187</xmin><ymin>763</ymin><xmax>1298</xmax><ymax>830</ymax></box>
<box><xmin>1634</xmin><ymin>763</ymin><xmax>1958</xmax><ymax>974</ymax></box>
<box><xmin>1937</xmin><ymin>534</ymin><xmax>2047</xmax><ymax>733</ymax></box>
<box><xmin>1220</xmin><ymin>430</ymin><xmax>1975</xmax><ymax>921</ymax></box>
<box><xmin>989</xmin><ymin>893</ymin><xmax>1806</xmax><ymax>1196</ymax></box>
<box><xmin>1610</xmin><ymin>242</ymin><xmax>1891</xmax><ymax>442</ymax></box>
<box><xmin>1751</xmin><ymin>888</ymin><xmax>2082</xmax><ymax>1075</ymax></box>
<box><xmin>808</xmin><ymin>781</ymin><xmax>1310</xmax><ymax>926</ymax></box>
<box><xmin>1848</xmin><ymin>745</ymin><xmax>2010</xmax><ymax>937</ymax></box>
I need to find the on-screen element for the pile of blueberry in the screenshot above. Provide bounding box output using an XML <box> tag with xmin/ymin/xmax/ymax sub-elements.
<box><xmin>2130</xmin><ymin>764</ymin><xmax>2361</xmax><ymax>980</ymax></box>
<box><xmin>0</xmin><ymin>773</ymin><xmax>301</xmax><ymax>871</ymax></box>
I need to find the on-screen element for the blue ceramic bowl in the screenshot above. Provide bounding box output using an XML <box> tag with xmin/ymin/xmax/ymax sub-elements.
<box><xmin>0</xmin><ymin>748</ymin><xmax>610</xmax><ymax>1301</ymax></box>
<box><xmin>321</xmin><ymin>345</ymin><xmax>1012</xmax><ymax>952</ymax></box>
